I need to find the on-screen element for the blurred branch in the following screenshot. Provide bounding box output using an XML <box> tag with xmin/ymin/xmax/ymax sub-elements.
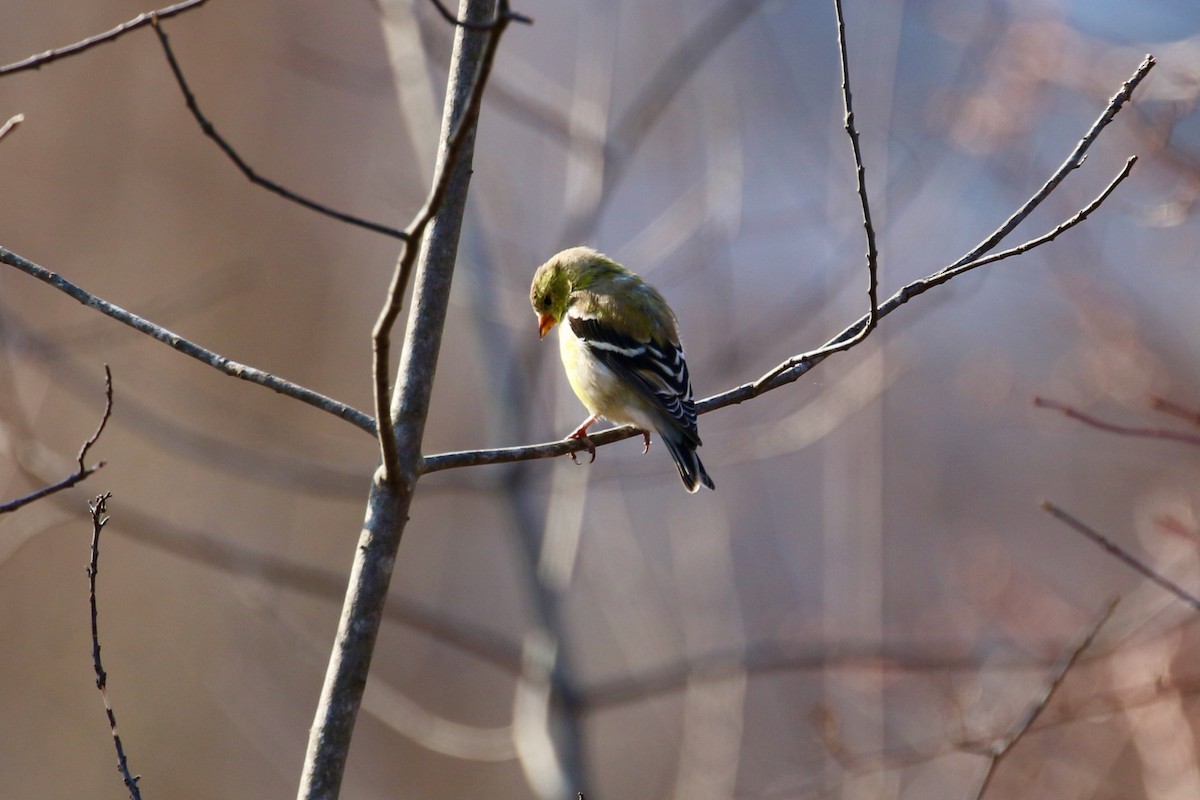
<box><xmin>1034</xmin><ymin>395</ymin><xmax>1200</xmax><ymax>447</ymax></box>
<box><xmin>0</xmin><ymin>0</ymin><xmax>209</xmax><ymax>76</ymax></box>
<box><xmin>87</xmin><ymin>493</ymin><xmax>143</xmax><ymax>800</ymax></box>
<box><xmin>962</xmin><ymin>598</ymin><xmax>1116</xmax><ymax>800</ymax></box>
<box><xmin>0</xmin><ymin>113</ymin><xmax>23</xmax><ymax>142</ymax></box>
<box><xmin>371</xmin><ymin>0</ymin><xmax>512</xmax><ymax>484</ymax></box>
<box><xmin>1150</xmin><ymin>395</ymin><xmax>1200</xmax><ymax>429</ymax></box>
<box><xmin>417</xmin><ymin>57</ymin><xmax>1147</xmax><ymax>474</ymax></box>
<box><xmin>424</xmin><ymin>0</ymin><xmax>532</xmax><ymax>28</ymax></box>
<box><xmin>0</xmin><ymin>365</ymin><xmax>113</xmax><ymax>514</ymax></box>
<box><xmin>363</xmin><ymin>677</ymin><xmax>517</xmax><ymax>761</ymax></box>
<box><xmin>0</xmin><ymin>245</ymin><xmax>377</xmax><ymax>434</ymax></box>
<box><xmin>150</xmin><ymin>19</ymin><xmax>408</xmax><ymax>240</ymax></box>
<box><xmin>1041</xmin><ymin>501</ymin><xmax>1200</xmax><ymax>612</ymax></box>
<box><xmin>556</xmin><ymin>0</ymin><xmax>760</xmax><ymax>245</ymax></box>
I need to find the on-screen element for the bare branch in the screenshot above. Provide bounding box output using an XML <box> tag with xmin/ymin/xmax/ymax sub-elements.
<box><xmin>934</xmin><ymin>156</ymin><xmax>1138</xmax><ymax>281</ymax></box>
<box><xmin>1041</xmin><ymin>501</ymin><xmax>1200</xmax><ymax>612</ymax></box>
<box><xmin>829</xmin><ymin>0</ymin><xmax>879</xmax><ymax>347</ymax></box>
<box><xmin>752</xmin><ymin>0</ymin><xmax>880</xmax><ymax>390</ymax></box>
<box><xmin>1034</xmin><ymin>394</ymin><xmax>1200</xmax><ymax>447</ymax></box>
<box><xmin>299</xmin><ymin>2</ymin><xmax>507</xmax><ymax>796</ymax></box>
<box><xmin>746</xmin><ymin>103</ymin><xmax>1142</xmax><ymax>394</ymax></box>
<box><xmin>940</xmin><ymin>54</ymin><xmax>1155</xmax><ymax>273</ymax></box>
<box><xmin>0</xmin><ymin>365</ymin><xmax>114</xmax><ymax>514</ymax></box>
<box><xmin>0</xmin><ymin>0</ymin><xmax>209</xmax><ymax>76</ymax></box>
<box><xmin>150</xmin><ymin>19</ymin><xmax>408</xmax><ymax>240</ymax></box>
<box><xmin>87</xmin><ymin>493</ymin><xmax>143</xmax><ymax>800</ymax></box>
<box><xmin>371</xmin><ymin>0</ymin><xmax>513</xmax><ymax>484</ymax></box>
<box><xmin>0</xmin><ymin>246</ymin><xmax>377</xmax><ymax>435</ymax></box>
<box><xmin>420</xmin><ymin>109</ymin><xmax>1146</xmax><ymax>474</ymax></box>
<box><xmin>965</xmin><ymin>598</ymin><xmax>1117</xmax><ymax>800</ymax></box>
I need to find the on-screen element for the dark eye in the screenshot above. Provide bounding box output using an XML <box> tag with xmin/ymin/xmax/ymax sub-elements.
<box><xmin>541</xmin><ymin>293</ymin><xmax>550</xmax><ymax>308</ymax></box>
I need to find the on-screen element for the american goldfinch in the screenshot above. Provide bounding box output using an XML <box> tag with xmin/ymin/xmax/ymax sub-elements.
<box><xmin>530</xmin><ymin>246</ymin><xmax>715</xmax><ymax>493</ymax></box>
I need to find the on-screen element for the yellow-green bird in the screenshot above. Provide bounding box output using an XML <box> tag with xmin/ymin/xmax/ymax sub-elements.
<box><xmin>530</xmin><ymin>246</ymin><xmax>715</xmax><ymax>493</ymax></box>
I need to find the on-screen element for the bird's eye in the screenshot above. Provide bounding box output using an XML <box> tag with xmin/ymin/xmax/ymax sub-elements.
<box><xmin>540</xmin><ymin>293</ymin><xmax>551</xmax><ymax>308</ymax></box>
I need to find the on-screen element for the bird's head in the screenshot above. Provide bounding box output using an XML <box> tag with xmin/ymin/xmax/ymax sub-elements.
<box><xmin>530</xmin><ymin>247</ymin><xmax>625</xmax><ymax>338</ymax></box>
<box><xmin>529</xmin><ymin>261</ymin><xmax>570</xmax><ymax>338</ymax></box>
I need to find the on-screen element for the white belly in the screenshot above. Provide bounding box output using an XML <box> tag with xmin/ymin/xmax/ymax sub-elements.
<box><xmin>558</xmin><ymin>324</ymin><xmax>658</xmax><ymax>431</ymax></box>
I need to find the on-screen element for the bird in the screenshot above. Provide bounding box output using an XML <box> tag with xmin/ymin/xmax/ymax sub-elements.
<box><xmin>529</xmin><ymin>246</ymin><xmax>715</xmax><ymax>493</ymax></box>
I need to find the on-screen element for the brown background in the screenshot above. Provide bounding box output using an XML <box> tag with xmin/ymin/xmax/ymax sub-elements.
<box><xmin>2</xmin><ymin>1</ymin><xmax>1200</xmax><ymax>798</ymax></box>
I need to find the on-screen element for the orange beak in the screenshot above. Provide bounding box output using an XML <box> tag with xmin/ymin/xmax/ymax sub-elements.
<box><xmin>537</xmin><ymin>314</ymin><xmax>556</xmax><ymax>339</ymax></box>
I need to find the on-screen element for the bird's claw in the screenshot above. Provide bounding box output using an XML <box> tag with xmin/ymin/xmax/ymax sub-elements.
<box><xmin>568</xmin><ymin>432</ymin><xmax>596</xmax><ymax>464</ymax></box>
<box><xmin>641</xmin><ymin>431</ymin><xmax>651</xmax><ymax>455</ymax></box>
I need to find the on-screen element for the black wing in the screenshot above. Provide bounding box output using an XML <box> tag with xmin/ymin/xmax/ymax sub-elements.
<box><xmin>569</xmin><ymin>315</ymin><xmax>701</xmax><ymax>444</ymax></box>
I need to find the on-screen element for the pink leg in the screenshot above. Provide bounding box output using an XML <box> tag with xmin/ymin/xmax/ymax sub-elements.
<box><xmin>567</xmin><ymin>415</ymin><xmax>599</xmax><ymax>464</ymax></box>
<box><xmin>641</xmin><ymin>431</ymin><xmax>651</xmax><ymax>454</ymax></box>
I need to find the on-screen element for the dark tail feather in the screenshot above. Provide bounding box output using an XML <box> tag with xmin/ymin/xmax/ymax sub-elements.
<box><xmin>662</xmin><ymin>433</ymin><xmax>715</xmax><ymax>494</ymax></box>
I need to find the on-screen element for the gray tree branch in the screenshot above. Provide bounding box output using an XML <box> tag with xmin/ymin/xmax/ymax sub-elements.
<box><xmin>296</xmin><ymin>1</ymin><xmax>506</xmax><ymax>797</ymax></box>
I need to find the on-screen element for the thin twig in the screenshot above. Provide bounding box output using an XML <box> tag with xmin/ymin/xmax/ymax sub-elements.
<box><xmin>1034</xmin><ymin>394</ymin><xmax>1200</xmax><ymax>447</ymax></box>
<box><xmin>420</xmin><ymin>137</ymin><xmax>1143</xmax><ymax>474</ymax></box>
<box><xmin>754</xmin><ymin>0</ymin><xmax>878</xmax><ymax>389</ymax></box>
<box><xmin>0</xmin><ymin>246</ymin><xmax>376</xmax><ymax>434</ymax></box>
<box><xmin>0</xmin><ymin>365</ymin><xmax>114</xmax><ymax>514</ymax></box>
<box><xmin>0</xmin><ymin>113</ymin><xmax>23</xmax><ymax>142</ymax></box>
<box><xmin>748</xmin><ymin>88</ymin><xmax>1143</xmax><ymax>392</ymax></box>
<box><xmin>1041</xmin><ymin>501</ymin><xmax>1200</xmax><ymax>611</ymax></box>
<box><xmin>965</xmin><ymin>598</ymin><xmax>1117</xmax><ymax>800</ymax></box>
<box><xmin>0</xmin><ymin>0</ymin><xmax>209</xmax><ymax>76</ymax></box>
<box><xmin>150</xmin><ymin>19</ymin><xmax>407</xmax><ymax>240</ymax></box>
<box><xmin>87</xmin><ymin>493</ymin><xmax>143</xmax><ymax>800</ymax></box>
<box><xmin>940</xmin><ymin>54</ymin><xmax>1155</xmax><ymax>273</ymax></box>
<box><xmin>936</xmin><ymin>156</ymin><xmax>1138</xmax><ymax>281</ymax></box>
<box><xmin>371</xmin><ymin>0</ymin><xmax>514</xmax><ymax>484</ymax></box>
<box><xmin>830</xmin><ymin>0</ymin><xmax>879</xmax><ymax>346</ymax></box>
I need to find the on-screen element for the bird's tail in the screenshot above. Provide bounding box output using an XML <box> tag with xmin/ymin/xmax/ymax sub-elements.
<box><xmin>662</xmin><ymin>431</ymin><xmax>715</xmax><ymax>494</ymax></box>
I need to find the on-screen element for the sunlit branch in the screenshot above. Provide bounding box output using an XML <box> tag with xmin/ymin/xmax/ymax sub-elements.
<box><xmin>0</xmin><ymin>0</ymin><xmax>209</xmax><ymax>76</ymax></box>
<box><xmin>0</xmin><ymin>113</ymin><xmax>23</xmax><ymax>142</ymax></box>
<box><xmin>0</xmin><ymin>246</ymin><xmax>377</xmax><ymax>434</ymax></box>
<box><xmin>940</xmin><ymin>54</ymin><xmax>1155</xmax><ymax>273</ymax></box>
<box><xmin>420</xmin><ymin>132</ymin><xmax>1144</xmax><ymax>474</ymax></box>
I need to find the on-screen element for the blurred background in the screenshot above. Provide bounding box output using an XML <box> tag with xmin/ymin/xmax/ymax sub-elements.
<box><xmin>2</xmin><ymin>0</ymin><xmax>1200</xmax><ymax>797</ymax></box>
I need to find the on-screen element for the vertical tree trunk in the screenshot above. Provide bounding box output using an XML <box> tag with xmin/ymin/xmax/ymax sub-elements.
<box><xmin>296</xmin><ymin>1</ymin><xmax>494</xmax><ymax>797</ymax></box>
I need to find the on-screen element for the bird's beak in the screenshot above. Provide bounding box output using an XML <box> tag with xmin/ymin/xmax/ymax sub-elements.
<box><xmin>538</xmin><ymin>314</ymin><xmax>555</xmax><ymax>339</ymax></box>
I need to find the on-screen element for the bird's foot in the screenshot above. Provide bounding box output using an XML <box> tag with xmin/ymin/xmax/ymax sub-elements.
<box><xmin>568</xmin><ymin>430</ymin><xmax>596</xmax><ymax>464</ymax></box>
<box><xmin>566</xmin><ymin>415</ymin><xmax>599</xmax><ymax>464</ymax></box>
<box><xmin>641</xmin><ymin>431</ymin><xmax>651</xmax><ymax>454</ymax></box>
